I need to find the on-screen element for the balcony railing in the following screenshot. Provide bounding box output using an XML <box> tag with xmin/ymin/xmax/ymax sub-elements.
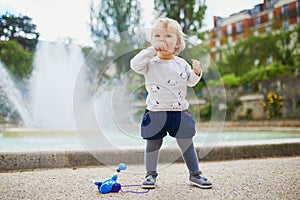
<box><xmin>280</xmin><ymin>8</ymin><xmax>299</xmax><ymax>19</ymax></box>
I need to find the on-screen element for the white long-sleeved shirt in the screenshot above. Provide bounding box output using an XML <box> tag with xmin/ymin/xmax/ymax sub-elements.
<box><xmin>130</xmin><ymin>46</ymin><xmax>201</xmax><ymax>111</ymax></box>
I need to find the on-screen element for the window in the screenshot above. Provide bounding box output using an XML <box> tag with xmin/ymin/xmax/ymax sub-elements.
<box><xmin>218</xmin><ymin>29</ymin><xmax>222</xmax><ymax>37</ymax></box>
<box><xmin>216</xmin><ymin>39</ymin><xmax>220</xmax><ymax>47</ymax></box>
<box><xmin>216</xmin><ymin>18</ymin><xmax>222</xmax><ymax>27</ymax></box>
<box><xmin>255</xmin><ymin>17</ymin><xmax>260</xmax><ymax>26</ymax></box>
<box><xmin>298</xmin><ymin>0</ymin><xmax>300</xmax><ymax>12</ymax></box>
<box><xmin>283</xmin><ymin>19</ymin><xmax>289</xmax><ymax>30</ymax></box>
<box><xmin>252</xmin><ymin>5</ymin><xmax>261</xmax><ymax>14</ymax></box>
<box><xmin>215</xmin><ymin>52</ymin><xmax>220</xmax><ymax>61</ymax></box>
<box><xmin>266</xmin><ymin>25</ymin><xmax>272</xmax><ymax>33</ymax></box>
<box><xmin>237</xmin><ymin>21</ymin><xmax>242</xmax><ymax>32</ymax></box>
<box><xmin>227</xmin><ymin>24</ymin><xmax>232</xmax><ymax>35</ymax></box>
<box><xmin>282</xmin><ymin>4</ymin><xmax>288</xmax><ymax>16</ymax></box>
<box><xmin>266</xmin><ymin>1</ymin><xmax>272</xmax><ymax>9</ymax></box>
<box><xmin>266</xmin><ymin>0</ymin><xmax>278</xmax><ymax>9</ymax></box>
<box><xmin>268</xmin><ymin>12</ymin><xmax>273</xmax><ymax>21</ymax></box>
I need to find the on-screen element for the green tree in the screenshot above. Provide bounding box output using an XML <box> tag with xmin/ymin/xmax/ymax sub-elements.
<box><xmin>154</xmin><ymin>0</ymin><xmax>206</xmax><ymax>37</ymax></box>
<box><xmin>241</xmin><ymin>62</ymin><xmax>294</xmax><ymax>84</ymax></box>
<box><xmin>220</xmin><ymin>35</ymin><xmax>273</xmax><ymax>77</ymax></box>
<box><xmin>272</xmin><ymin>25</ymin><xmax>300</xmax><ymax>67</ymax></box>
<box><xmin>0</xmin><ymin>13</ymin><xmax>39</xmax><ymax>51</ymax></box>
<box><xmin>88</xmin><ymin>0</ymin><xmax>144</xmax><ymax>81</ymax></box>
<box><xmin>219</xmin><ymin>26</ymin><xmax>299</xmax><ymax>81</ymax></box>
<box><xmin>89</xmin><ymin>0</ymin><xmax>141</xmax><ymax>42</ymax></box>
<box><xmin>0</xmin><ymin>40</ymin><xmax>34</xmax><ymax>79</ymax></box>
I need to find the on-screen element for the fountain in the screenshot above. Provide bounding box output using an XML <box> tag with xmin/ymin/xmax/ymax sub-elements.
<box><xmin>0</xmin><ymin>41</ymin><xmax>87</xmax><ymax>129</ymax></box>
<box><xmin>29</xmin><ymin>41</ymin><xmax>86</xmax><ymax>129</ymax></box>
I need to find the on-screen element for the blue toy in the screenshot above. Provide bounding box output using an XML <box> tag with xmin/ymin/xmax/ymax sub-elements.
<box><xmin>91</xmin><ymin>163</ymin><xmax>126</xmax><ymax>194</ymax></box>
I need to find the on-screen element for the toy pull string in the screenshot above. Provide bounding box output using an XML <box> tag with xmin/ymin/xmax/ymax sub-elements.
<box><xmin>121</xmin><ymin>184</ymin><xmax>150</xmax><ymax>194</ymax></box>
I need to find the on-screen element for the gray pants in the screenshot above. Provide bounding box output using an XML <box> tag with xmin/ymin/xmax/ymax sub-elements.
<box><xmin>145</xmin><ymin>137</ymin><xmax>200</xmax><ymax>174</ymax></box>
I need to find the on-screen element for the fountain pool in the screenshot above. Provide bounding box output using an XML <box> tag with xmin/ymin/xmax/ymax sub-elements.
<box><xmin>0</xmin><ymin>129</ymin><xmax>299</xmax><ymax>150</ymax></box>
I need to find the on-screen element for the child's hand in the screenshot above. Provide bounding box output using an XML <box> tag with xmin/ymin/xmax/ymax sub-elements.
<box><xmin>191</xmin><ymin>59</ymin><xmax>201</xmax><ymax>76</ymax></box>
<box><xmin>153</xmin><ymin>41</ymin><xmax>167</xmax><ymax>52</ymax></box>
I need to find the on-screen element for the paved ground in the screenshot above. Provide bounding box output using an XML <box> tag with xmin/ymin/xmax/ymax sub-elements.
<box><xmin>0</xmin><ymin>156</ymin><xmax>299</xmax><ymax>200</ymax></box>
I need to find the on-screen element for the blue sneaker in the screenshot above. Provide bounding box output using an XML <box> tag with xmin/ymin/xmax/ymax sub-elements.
<box><xmin>189</xmin><ymin>172</ymin><xmax>212</xmax><ymax>189</ymax></box>
<box><xmin>142</xmin><ymin>172</ymin><xmax>158</xmax><ymax>189</ymax></box>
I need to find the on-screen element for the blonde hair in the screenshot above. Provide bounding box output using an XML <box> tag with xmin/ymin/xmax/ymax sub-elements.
<box><xmin>152</xmin><ymin>18</ymin><xmax>186</xmax><ymax>55</ymax></box>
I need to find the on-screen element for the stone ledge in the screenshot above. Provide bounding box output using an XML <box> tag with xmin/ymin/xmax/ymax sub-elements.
<box><xmin>200</xmin><ymin>119</ymin><xmax>300</xmax><ymax>128</ymax></box>
<box><xmin>0</xmin><ymin>138</ymin><xmax>299</xmax><ymax>172</ymax></box>
<box><xmin>202</xmin><ymin>138</ymin><xmax>300</xmax><ymax>161</ymax></box>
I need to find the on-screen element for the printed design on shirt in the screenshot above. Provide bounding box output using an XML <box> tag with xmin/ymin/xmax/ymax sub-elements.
<box><xmin>178</xmin><ymin>91</ymin><xmax>183</xmax><ymax>98</ymax></box>
<box><xmin>171</xmin><ymin>101</ymin><xmax>182</xmax><ymax>109</ymax></box>
<box><xmin>167</xmin><ymin>79</ymin><xmax>177</xmax><ymax>86</ymax></box>
<box><xmin>151</xmin><ymin>100</ymin><xmax>160</xmax><ymax>106</ymax></box>
<box><xmin>180</xmin><ymin>72</ymin><xmax>187</xmax><ymax>80</ymax></box>
<box><xmin>150</xmin><ymin>85</ymin><xmax>160</xmax><ymax>93</ymax></box>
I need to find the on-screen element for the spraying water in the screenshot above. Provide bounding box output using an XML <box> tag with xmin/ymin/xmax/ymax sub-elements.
<box><xmin>29</xmin><ymin>41</ymin><xmax>87</xmax><ymax>129</ymax></box>
<box><xmin>0</xmin><ymin>63</ymin><xmax>33</xmax><ymax>127</ymax></box>
<box><xmin>0</xmin><ymin>41</ymin><xmax>87</xmax><ymax>129</ymax></box>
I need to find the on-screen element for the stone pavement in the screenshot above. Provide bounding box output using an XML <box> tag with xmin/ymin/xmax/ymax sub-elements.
<box><xmin>0</xmin><ymin>156</ymin><xmax>299</xmax><ymax>200</ymax></box>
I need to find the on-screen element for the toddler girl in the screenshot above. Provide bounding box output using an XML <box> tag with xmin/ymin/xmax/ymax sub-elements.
<box><xmin>130</xmin><ymin>18</ymin><xmax>212</xmax><ymax>189</ymax></box>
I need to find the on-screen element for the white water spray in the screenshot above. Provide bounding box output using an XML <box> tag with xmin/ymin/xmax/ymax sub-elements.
<box><xmin>0</xmin><ymin>63</ymin><xmax>33</xmax><ymax>127</ymax></box>
<box><xmin>29</xmin><ymin>41</ymin><xmax>87</xmax><ymax>129</ymax></box>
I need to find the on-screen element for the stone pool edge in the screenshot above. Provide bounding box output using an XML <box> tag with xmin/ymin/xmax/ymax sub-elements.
<box><xmin>0</xmin><ymin>138</ymin><xmax>299</xmax><ymax>172</ymax></box>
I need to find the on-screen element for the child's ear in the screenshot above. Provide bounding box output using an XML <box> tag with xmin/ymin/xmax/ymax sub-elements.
<box><xmin>176</xmin><ymin>40</ymin><xmax>180</xmax><ymax>48</ymax></box>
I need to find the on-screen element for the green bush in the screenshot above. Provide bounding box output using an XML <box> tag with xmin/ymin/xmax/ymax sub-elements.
<box><xmin>241</xmin><ymin>62</ymin><xmax>294</xmax><ymax>84</ymax></box>
<box><xmin>222</xmin><ymin>73</ymin><xmax>241</xmax><ymax>87</ymax></box>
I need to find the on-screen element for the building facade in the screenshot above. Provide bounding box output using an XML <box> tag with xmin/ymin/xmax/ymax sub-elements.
<box><xmin>204</xmin><ymin>0</ymin><xmax>300</xmax><ymax>62</ymax></box>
